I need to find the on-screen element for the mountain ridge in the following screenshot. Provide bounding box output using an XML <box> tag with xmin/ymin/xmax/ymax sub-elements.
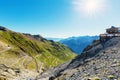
<box><xmin>0</xmin><ymin>26</ymin><xmax>76</xmax><ymax>80</ymax></box>
<box><xmin>59</xmin><ymin>36</ymin><xmax>99</xmax><ymax>54</ymax></box>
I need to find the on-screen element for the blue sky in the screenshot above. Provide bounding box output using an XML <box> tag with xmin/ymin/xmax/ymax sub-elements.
<box><xmin>0</xmin><ymin>0</ymin><xmax>120</xmax><ymax>38</ymax></box>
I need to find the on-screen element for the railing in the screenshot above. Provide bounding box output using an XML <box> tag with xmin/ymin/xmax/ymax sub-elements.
<box><xmin>100</xmin><ymin>33</ymin><xmax>120</xmax><ymax>41</ymax></box>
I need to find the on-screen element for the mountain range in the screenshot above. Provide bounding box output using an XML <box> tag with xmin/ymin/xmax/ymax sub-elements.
<box><xmin>1</xmin><ymin>26</ymin><xmax>120</xmax><ymax>80</ymax></box>
<box><xmin>57</xmin><ymin>36</ymin><xmax>99</xmax><ymax>54</ymax></box>
<box><xmin>0</xmin><ymin>26</ymin><xmax>76</xmax><ymax>80</ymax></box>
<box><xmin>46</xmin><ymin>38</ymin><xmax>63</xmax><ymax>41</ymax></box>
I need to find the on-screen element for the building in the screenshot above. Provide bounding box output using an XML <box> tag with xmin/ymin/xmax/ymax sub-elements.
<box><xmin>100</xmin><ymin>26</ymin><xmax>120</xmax><ymax>41</ymax></box>
<box><xmin>106</xmin><ymin>26</ymin><xmax>120</xmax><ymax>34</ymax></box>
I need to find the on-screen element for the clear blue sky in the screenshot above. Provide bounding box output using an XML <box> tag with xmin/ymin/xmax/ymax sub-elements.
<box><xmin>0</xmin><ymin>0</ymin><xmax>120</xmax><ymax>38</ymax></box>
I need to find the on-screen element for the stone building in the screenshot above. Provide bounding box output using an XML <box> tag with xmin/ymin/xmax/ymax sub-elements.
<box><xmin>100</xmin><ymin>26</ymin><xmax>120</xmax><ymax>41</ymax></box>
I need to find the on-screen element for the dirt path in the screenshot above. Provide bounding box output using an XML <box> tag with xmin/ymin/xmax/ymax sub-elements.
<box><xmin>0</xmin><ymin>47</ymin><xmax>11</xmax><ymax>53</ymax></box>
<box><xmin>0</xmin><ymin>41</ymin><xmax>12</xmax><ymax>53</ymax></box>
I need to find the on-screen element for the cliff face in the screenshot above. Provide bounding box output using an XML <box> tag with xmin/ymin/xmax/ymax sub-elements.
<box><xmin>37</xmin><ymin>37</ymin><xmax>120</xmax><ymax>80</ymax></box>
<box><xmin>0</xmin><ymin>27</ymin><xmax>76</xmax><ymax>80</ymax></box>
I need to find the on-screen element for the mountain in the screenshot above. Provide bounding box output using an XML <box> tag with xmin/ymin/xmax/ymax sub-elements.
<box><xmin>37</xmin><ymin>37</ymin><xmax>120</xmax><ymax>80</ymax></box>
<box><xmin>60</xmin><ymin>36</ymin><xmax>99</xmax><ymax>54</ymax></box>
<box><xmin>46</xmin><ymin>38</ymin><xmax>64</xmax><ymax>41</ymax></box>
<box><xmin>0</xmin><ymin>26</ymin><xmax>76</xmax><ymax>80</ymax></box>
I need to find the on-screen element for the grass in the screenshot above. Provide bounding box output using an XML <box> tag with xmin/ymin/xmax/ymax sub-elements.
<box><xmin>107</xmin><ymin>75</ymin><xmax>115</xmax><ymax>79</ymax></box>
<box><xmin>0</xmin><ymin>30</ymin><xmax>76</xmax><ymax>72</ymax></box>
<box><xmin>91</xmin><ymin>77</ymin><xmax>100</xmax><ymax>80</ymax></box>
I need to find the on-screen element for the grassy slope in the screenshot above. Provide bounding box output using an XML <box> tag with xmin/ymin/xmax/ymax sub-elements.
<box><xmin>0</xmin><ymin>30</ymin><xmax>76</xmax><ymax>74</ymax></box>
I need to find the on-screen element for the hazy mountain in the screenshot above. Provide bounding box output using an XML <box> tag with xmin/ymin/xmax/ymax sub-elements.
<box><xmin>37</xmin><ymin>37</ymin><xmax>120</xmax><ymax>80</ymax></box>
<box><xmin>46</xmin><ymin>38</ymin><xmax>64</xmax><ymax>41</ymax></box>
<box><xmin>0</xmin><ymin>26</ymin><xmax>76</xmax><ymax>80</ymax></box>
<box><xmin>59</xmin><ymin>36</ymin><xmax>99</xmax><ymax>54</ymax></box>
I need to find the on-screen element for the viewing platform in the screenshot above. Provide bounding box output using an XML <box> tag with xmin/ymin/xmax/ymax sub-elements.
<box><xmin>100</xmin><ymin>26</ymin><xmax>120</xmax><ymax>41</ymax></box>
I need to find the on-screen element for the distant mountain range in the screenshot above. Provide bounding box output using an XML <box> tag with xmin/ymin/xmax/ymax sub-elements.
<box><xmin>46</xmin><ymin>38</ymin><xmax>63</xmax><ymax>41</ymax></box>
<box><xmin>48</xmin><ymin>36</ymin><xmax>99</xmax><ymax>54</ymax></box>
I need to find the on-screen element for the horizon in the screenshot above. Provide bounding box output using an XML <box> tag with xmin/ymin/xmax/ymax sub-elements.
<box><xmin>45</xmin><ymin>35</ymin><xmax>99</xmax><ymax>38</ymax></box>
<box><xmin>0</xmin><ymin>0</ymin><xmax>120</xmax><ymax>38</ymax></box>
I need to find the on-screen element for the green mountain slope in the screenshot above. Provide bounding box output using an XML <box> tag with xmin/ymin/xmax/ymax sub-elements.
<box><xmin>0</xmin><ymin>26</ymin><xmax>76</xmax><ymax>80</ymax></box>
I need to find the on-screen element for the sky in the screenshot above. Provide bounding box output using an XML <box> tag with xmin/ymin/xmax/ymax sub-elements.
<box><xmin>0</xmin><ymin>0</ymin><xmax>120</xmax><ymax>38</ymax></box>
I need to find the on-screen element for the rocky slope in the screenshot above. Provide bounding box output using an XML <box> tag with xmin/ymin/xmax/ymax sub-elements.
<box><xmin>0</xmin><ymin>26</ymin><xmax>76</xmax><ymax>80</ymax></box>
<box><xmin>37</xmin><ymin>37</ymin><xmax>120</xmax><ymax>80</ymax></box>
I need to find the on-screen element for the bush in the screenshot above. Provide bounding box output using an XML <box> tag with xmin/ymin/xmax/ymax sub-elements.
<box><xmin>108</xmin><ymin>75</ymin><xmax>115</xmax><ymax>79</ymax></box>
<box><xmin>91</xmin><ymin>77</ymin><xmax>100</xmax><ymax>80</ymax></box>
